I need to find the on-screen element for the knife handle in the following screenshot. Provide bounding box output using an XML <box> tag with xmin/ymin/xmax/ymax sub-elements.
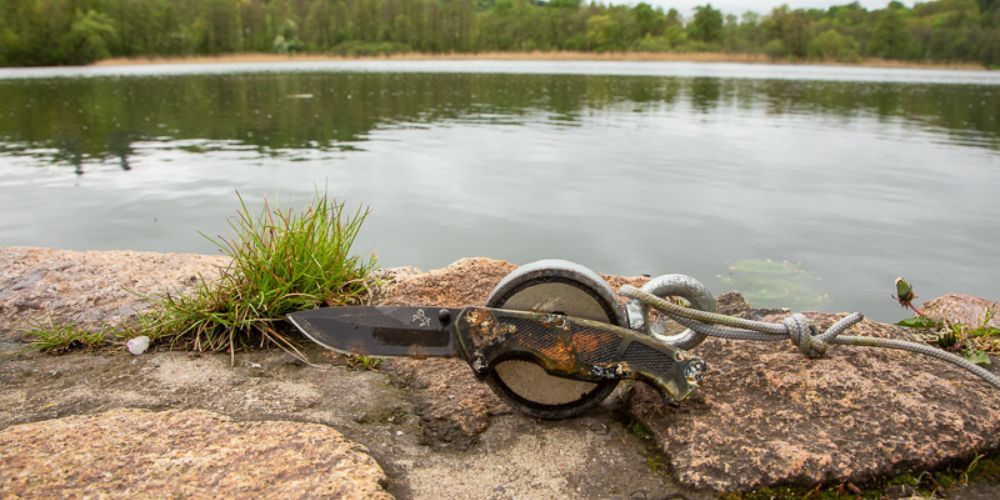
<box><xmin>454</xmin><ymin>307</ymin><xmax>705</xmax><ymax>402</ymax></box>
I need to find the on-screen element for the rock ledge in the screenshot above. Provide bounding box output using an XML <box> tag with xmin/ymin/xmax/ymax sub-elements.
<box><xmin>0</xmin><ymin>408</ymin><xmax>390</xmax><ymax>498</ymax></box>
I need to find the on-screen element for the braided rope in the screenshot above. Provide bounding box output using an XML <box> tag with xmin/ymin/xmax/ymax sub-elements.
<box><xmin>620</xmin><ymin>285</ymin><xmax>1000</xmax><ymax>391</ymax></box>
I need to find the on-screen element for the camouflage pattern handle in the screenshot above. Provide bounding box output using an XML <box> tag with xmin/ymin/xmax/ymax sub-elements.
<box><xmin>454</xmin><ymin>307</ymin><xmax>706</xmax><ymax>402</ymax></box>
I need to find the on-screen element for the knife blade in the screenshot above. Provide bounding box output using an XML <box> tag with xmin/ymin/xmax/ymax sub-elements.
<box><xmin>287</xmin><ymin>306</ymin><xmax>461</xmax><ymax>358</ymax></box>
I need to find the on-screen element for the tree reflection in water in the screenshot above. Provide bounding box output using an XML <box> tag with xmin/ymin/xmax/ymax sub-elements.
<box><xmin>0</xmin><ymin>72</ymin><xmax>996</xmax><ymax>170</ymax></box>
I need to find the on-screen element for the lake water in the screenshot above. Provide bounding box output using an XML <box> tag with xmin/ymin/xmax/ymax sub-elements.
<box><xmin>1</xmin><ymin>61</ymin><xmax>998</xmax><ymax>321</ymax></box>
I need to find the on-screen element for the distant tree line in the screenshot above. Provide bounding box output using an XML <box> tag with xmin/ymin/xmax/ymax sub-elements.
<box><xmin>0</xmin><ymin>0</ymin><xmax>997</xmax><ymax>67</ymax></box>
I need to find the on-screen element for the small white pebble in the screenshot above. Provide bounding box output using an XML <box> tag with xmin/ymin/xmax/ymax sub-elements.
<box><xmin>126</xmin><ymin>336</ymin><xmax>150</xmax><ymax>355</ymax></box>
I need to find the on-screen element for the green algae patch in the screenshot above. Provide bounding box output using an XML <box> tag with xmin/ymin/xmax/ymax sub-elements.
<box><xmin>718</xmin><ymin>259</ymin><xmax>828</xmax><ymax>310</ymax></box>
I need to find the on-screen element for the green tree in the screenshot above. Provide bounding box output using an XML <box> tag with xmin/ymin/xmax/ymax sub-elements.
<box><xmin>0</xmin><ymin>6</ymin><xmax>17</xmax><ymax>65</ymax></box>
<box><xmin>688</xmin><ymin>4</ymin><xmax>723</xmax><ymax>43</ymax></box>
<box><xmin>633</xmin><ymin>3</ymin><xmax>663</xmax><ymax>37</ymax></box>
<box><xmin>980</xmin><ymin>28</ymin><xmax>1000</xmax><ymax>66</ymax></box>
<box><xmin>238</xmin><ymin>0</ymin><xmax>270</xmax><ymax>52</ymax></box>
<box><xmin>66</xmin><ymin>9</ymin><xmax>118</xmax><ymax>64</ymax></box>
<box><xmin>304</xmin><ymin>0</ymin><xmax>333</xmax><ymax>50</ymax></box>
<box><xmin>0</xmin><ymin>0</ymin><xmax>997</xmax><ymax>67</ymax></box>
<box><xmin>586</xmin><ymin>14</ymin><xmax>615</xmax><ymax>50</ymax></box>
<box><xmin>764</xmin><ymin>38</ymin><xmax>786</xmax><ymax>58</ymax></box>
<box><xmin>808</xmin><ymin>28</ymin><xmax>860</xmax><ymax>61</ymax></box>
<box><xmin>868</xmin><ymin>2</ymin><xmax>917</xmax><ymax>59</ymax></box>
<box><xmin>548</xmin><ymin>0</ymin><xmax>580</xmax><ymax>8</ymax></box>
<box><xmin>763</xmin><ymin>5</ymin><xmax>812</xmax><ymax>58</ymax></box>
<box><xmin>665</xmin><ymin>8</ymin><xmax>682</xmax><ymax>27</ymax></box>
<box><xmin>273</xmin><ymin>19</ymin><xmax>303</xmax><ymax>53</ymax></box>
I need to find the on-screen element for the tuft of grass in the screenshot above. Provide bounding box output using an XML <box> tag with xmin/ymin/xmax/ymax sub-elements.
<box><xmin>135</xmin><ymin>190</ymin><xmax>378</xmax><ymax>361</ymax></box>
<box><xmin>24</xmin><ymin>319</ymin><xmax>112</xmax><ymax>353</ymax></box>
<box><xmin>347</xmin><ymin>354</ymin><xmax>383</xmax><ymax>371</ymax></box>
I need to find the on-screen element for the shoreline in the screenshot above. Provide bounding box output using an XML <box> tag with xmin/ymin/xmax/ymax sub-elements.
<box><xmin>91</xmin><ymin>51</ymin><xmax>989</xmax><ymax>72</ymax></box>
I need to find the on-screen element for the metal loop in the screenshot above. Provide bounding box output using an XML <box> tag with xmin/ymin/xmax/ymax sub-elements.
<box><xmin>626</xmin><ymin>274</ymin><xmax>716</xmax><ymax>351</ymax></box>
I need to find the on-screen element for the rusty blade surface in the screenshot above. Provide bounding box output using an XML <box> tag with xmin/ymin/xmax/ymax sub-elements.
<box><xmin>287</xmin><ymin>306</ymin><xmax>461</xmax><ymax>358</ymax></box>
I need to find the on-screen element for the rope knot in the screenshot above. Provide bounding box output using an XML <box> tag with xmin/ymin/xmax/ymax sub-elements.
<box><xmin>782</xmin><ymin>313</ymin><xmax>827</xmax><ymax>358</ymax></box>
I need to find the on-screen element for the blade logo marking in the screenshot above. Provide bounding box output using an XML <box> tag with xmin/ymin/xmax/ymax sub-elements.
<box><xmin>412</xmin><ymin>309</ymin><xmax>431</xmax><ymax>327</ymax></box>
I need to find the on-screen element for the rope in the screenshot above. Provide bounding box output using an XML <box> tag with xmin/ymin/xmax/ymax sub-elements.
<box><xmin>619</xmin><ymin>285</ymin><xmax>1000</xmax><ymax>391</ymax></box>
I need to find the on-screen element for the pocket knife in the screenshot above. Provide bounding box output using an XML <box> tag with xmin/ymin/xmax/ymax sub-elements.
<box><xmin>287</xmin><ymin>305</ymin><xmax>706</xmax><ymax>417</ymax></box>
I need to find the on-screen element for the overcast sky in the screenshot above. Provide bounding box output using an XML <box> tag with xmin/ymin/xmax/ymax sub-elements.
<box><xmin>613</xmin><ymin>1</ymin><xmax>916</xmax><ymax>17</ymax></box>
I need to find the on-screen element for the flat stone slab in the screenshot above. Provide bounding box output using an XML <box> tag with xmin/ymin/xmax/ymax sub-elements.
<box><xmin>923</xmin><ymin>293</ymin><xmax>1000</xmax><ymax>328</ymax></box>
<box><xmin>0</xmin><ymin>247</ymin><xmax>228</xmax><ymax>333</ymax></box>
<box><xmin>629</xmin><ymin>310</ymin><xmax>1000</xmax><ymax>492</ymax></box>
<box><xmin>0</xmin><ymin>408</ymin><xmax>390</xmax><ymax>498</ymax></box>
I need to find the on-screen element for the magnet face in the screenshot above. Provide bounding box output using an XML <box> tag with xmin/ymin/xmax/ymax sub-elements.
<box><xmin>484</xmin><ymin>260</ymin><xmax>627</xmax><ymax>419</ymax></box>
